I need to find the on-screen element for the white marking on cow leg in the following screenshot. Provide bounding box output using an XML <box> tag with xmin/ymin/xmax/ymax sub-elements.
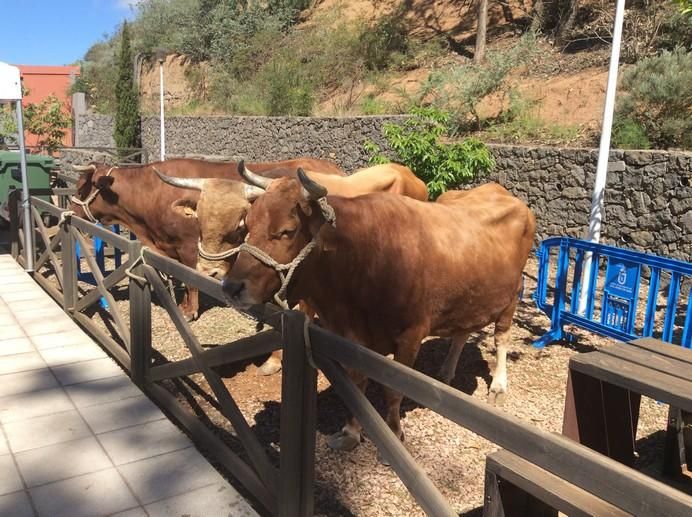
<box><xmin>488</xmin><ymin>329</ymin><xmax>510</xmax><ymax>407</ymax></box>
<box><xmin>438</xmin><ymin>332</ymin><xmax>470</xmax><ymax>384</ymax></box>
<box><xmin>258</xmin><ymin>350</ymin><xmax>282</xmax><ymax>376</ymax></box>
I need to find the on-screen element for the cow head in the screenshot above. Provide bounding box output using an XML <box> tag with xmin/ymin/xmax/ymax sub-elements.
<box><xmin>223</xmin><ymin>169</ymin><xmax>330</xmax><ymax>308</ymax></box>
<box><xmin>154</xmin><ymin>169</ymin><xmax>264</xmax><ymax>279</ymax></box>
<box><xmin>70</xmin><ymin>162</ymin><xmax>118</xmax><ymax>222</ymax></box>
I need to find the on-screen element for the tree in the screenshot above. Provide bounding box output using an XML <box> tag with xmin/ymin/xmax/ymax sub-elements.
<box><xmin>475</xmin><ymin>0</ymin><xmax>488</xmax><ymax>62</ymax></box>
<box><xmin>24</xmin><ymin>95</ymin><xmax>72</xmax><ymax>154</ymax></box>
<box><xmin>113</xmin><ymin>21</ymin><xmax>140</xmax><ymax>150</ymax></box>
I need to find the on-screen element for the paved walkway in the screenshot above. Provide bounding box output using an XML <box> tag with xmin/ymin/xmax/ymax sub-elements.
<box><xmin>0</xmin><ymin>254</ymin><xmax>258</xmax><ymax>517</ymax></box>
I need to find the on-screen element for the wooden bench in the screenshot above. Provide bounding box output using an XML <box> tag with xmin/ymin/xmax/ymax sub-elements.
<box><xmin>483</xmin><ymin>449</ymin><xmax>630</xmax><ymax>517</ymax></box>
<box><xmin>563</xmin><ymin>337</ymin><xmax>692</xmax><ymax>478</ymax></box>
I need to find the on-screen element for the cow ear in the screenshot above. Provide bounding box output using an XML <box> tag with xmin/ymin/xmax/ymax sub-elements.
<box><xmin>171</xmin><ymin>197</ymin><xmax>198</xmax><ymax>218</ymax></box>
<box><xmin>95</xmin><ymin>176</ymin><xmax>115</xmax><ymax>189</ymax></box>
<box><xmin>317</xmin><ymin>223</ymin><xmax>337</xmax><ymax>252</ymax></box>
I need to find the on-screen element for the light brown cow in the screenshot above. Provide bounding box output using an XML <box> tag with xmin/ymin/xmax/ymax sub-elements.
<box><xmin>156</xmin><ymin>161</ymin><xmax>428</xmax><ymax>374</ymax></box>
<box><xmin>223</xmin><ymin>171</ymin><xmax>536</xmax><ymax>455</ymax></box>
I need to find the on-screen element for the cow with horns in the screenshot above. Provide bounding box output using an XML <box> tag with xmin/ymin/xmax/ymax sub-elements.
<box><xmin>69</xmin><ymin>158</ymin><xmax>345</xmax><ymax>321</ymax></box>
<box><xmin>222</xmin><ymin>169</ymin><xmax>536</xmax><ymax>454</ymax></box>
<box><xmin>155</xmin><ymin>160</ymin><xmax>428</xmax><ymax>374</ymax></box>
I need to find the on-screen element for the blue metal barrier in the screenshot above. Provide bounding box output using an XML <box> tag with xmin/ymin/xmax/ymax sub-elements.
<box><xmin>75</xmin><ymin>224</ymin><xmax>132</xmax><ymax>309</ymax></box>
<box><xmin>533</xmin><ymin>237</ymin><xmax>692</xmax><ymax>349</ymax></box>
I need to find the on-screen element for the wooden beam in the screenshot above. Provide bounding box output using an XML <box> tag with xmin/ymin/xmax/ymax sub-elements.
<box><xmin>308</xmin><ymin>325</ymin><xmax>692</xmax><ymax>516</ymax></box>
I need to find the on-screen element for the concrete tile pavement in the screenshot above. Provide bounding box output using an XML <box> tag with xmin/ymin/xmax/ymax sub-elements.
<box><xmin>0</xmin><ymin>254</ymin><xmax>258</xmax><ymax>516</ymax></box>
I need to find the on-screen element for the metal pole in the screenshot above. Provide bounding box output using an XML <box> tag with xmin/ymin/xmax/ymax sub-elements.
<box><xmin>15</xmin><ymin>100</ymin><xmax>33</xmax><ymax>272</ymax></box>
<box><xmin>159</xmin><ymin>58</ymin><xmax>165</xmax><ymax>162</ymax></box>
<box><xmin>577</xmin><ymin>0</ymin><xmax>626</xmax><ymax>315</ymax></box>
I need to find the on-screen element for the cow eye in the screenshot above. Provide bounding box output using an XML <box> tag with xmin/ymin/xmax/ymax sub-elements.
<box><xmin>280</xmin><ymin>228</ymin><xmax>296</xmax><ymax>238</ymax></box>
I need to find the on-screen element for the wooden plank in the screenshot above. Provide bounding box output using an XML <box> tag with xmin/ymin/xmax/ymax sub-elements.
<box><xmin>486</xmin><ymin>451</ymin><xmax>629</xmax><ymax>517</ymax></box>
<box><xmin>629</xmin><ymin>337</ymin><xmax>692</xmax><ymax>365</ymax></box>
<box><xmin>601</xmin><ymin>382</ymin><xmax>640</xmax><ymax>466</ymax></box>
<box><xmin>129</xmin><ymin>241</ymin><xmax>151</xmax><ymax>387</ymax></box>
<box><xmin>148</xmin><ymin>330</ymin><xmax>281</xmax><ymax>382</ymax></box>
<box><xmin>32</xmin><ymin>271</ymin><xmax>65</xmax><ymax>307</ymax></box>
<box><xmin>8</xmin><ymin>189</ymin><xmax>20</xmax><ymax>258</ymax></box>
<box><xmin>308</xmin><ymin>325</ymin><xmax>692</xmax><ymax>516</ymax></box>
<box><xmin>601</xmin><ymin>342</ymin><xmax>691</xmax><ymax>382</ymax></box>
<box><xmin>145</xmin><ymin>382</ymin><xmax>276</xmax><ymax>515</ymax></box>
<box><xmin>73</xmin><ymin>230</ymin><xmax>131</xmax><ymax>350</ymax></box>
<box><xmin>570</xmin><ymin>352</ymin><xmax>692</xmax><ymax>413</ymax></box>
<box><xmin>61</xmin><ymin>221</ymin><xmax>77</xmax><ymax>312</ymax></box>
<box><xmin>74</xmin><ymin>261</ymin><xmax>131</xmax><ymax>313</ymax></box>
<box><xmin>69</xmin><ymin>216</ymin><xmax>132</xmax><ymax>250</ymax></box>
<box><xmin>31</xmin><ymin>205</ymin><xmax>63</xmax><ymax>288</ymax></box>
<box><xmin>142</xmin><ymin>249</ymin><xmax>226</xmax><ymax>304</ymax></box>
<box><xmin>318</xmin><ymin>356</ymin><xmax>457</xmax><ymax>517</ymax></box>
<box><xmin>279</xmin><ymin>311</ymin><xmax>317</xmax><ymax>517</ymax></box>
<box><xmin>143</xmin><ymin>265</ymin><xmax>278</xmax><ymax>497</ymax></box>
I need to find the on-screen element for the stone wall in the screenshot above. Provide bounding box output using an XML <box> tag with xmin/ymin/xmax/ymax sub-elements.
<box><xmin>74</xmin><ymin>114</ymin><xmax>115</xmax><ymax>148</ymax></box>
<box><xmin>487</xmin><ymin>145</ymin><xmax>692</xmax><ymax>260</ymax></box>
<box><xmin>139</xmin><ymin>115</ymin><xmax>407</xmax><ymax>172</ymax></box>
<box><xmin>75</xmin><ymin>114</ymin><xmax>692</xmax><ymax>260</ymax></box>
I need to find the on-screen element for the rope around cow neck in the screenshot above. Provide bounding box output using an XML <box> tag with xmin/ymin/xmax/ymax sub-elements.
<box><xmin>70</xmin><ymin>167</ymin><xmax>115</xmax><ymax>223</ymax></box>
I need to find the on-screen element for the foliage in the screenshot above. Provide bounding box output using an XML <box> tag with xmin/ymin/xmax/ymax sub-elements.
<box><xmin>359</xmin><ymin>5</ymin><xmax>411</xmax><ymax>71</ymax></box>
<box><xmin>0</xmin><ymin>105</ymin><xmax>17</xmax><ymax>147</ymax></box>
<box><xmin>114</xmin><ymin>22</ymin><xmax>140</xmax><ymax>150</ymax></box>
<box><xmin>364</xmin><ymin>107</ymin><xmax>495</xmax><ymax>198</ymax></box>
<box><xmin>23</xmin><ymin>95</ymin><xmax>72</xmax><ymax>153</ymax></box>
<box><xmin>615</xmin><ymin>48</ymin><xmax>692</xmax><ymax>149</ymax></box>
<box><xmin>612</xmin><ymin>119</ymin><xmax>651</xmax><ymax>150</ymax></box>
<box><xmin>425</xmin><ymin>33</ymin><xmax>538</xmax><ymax>131</ymax></box>
<box><xmin>674</xmin><ymin>0</ymin><xmax>692</xmax><ymax>15</ymax></box>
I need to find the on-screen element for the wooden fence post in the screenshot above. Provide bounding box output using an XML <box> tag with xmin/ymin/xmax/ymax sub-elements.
<box><xmin>61</xmin><ymin>222</ymin><xmax>77</xmax><ymax>312</ymax></box>
<box><xmin>279</xmin><ymin>311</ymin><xmax>317</xmax><ymax>517</ymax></box>
<box><xmin>128</xmin><ymin>240</ymin><xmax>151</xmax><ymax>386</ymax></box>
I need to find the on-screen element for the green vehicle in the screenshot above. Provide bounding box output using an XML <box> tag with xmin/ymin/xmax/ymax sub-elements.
<box><xmin>0</xmin><ymin>151</ymin><xmax>54</xmax><ymax>223</ymax></box>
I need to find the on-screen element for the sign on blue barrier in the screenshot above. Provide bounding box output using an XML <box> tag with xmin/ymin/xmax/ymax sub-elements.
<box><xmin>533</xmin><ymin>237</ymin><xmax>692</xmax><ymax>349</ymax></box>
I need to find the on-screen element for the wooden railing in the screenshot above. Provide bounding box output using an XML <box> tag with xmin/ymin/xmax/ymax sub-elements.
<box><xmin>9</xmin><ymin>191</ymin><xmax>692</xmax><ymax>516</ymax></box>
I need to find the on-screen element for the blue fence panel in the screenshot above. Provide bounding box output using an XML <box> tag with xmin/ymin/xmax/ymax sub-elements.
<box><xmin>533</xmin><ymin>237</ymin><xmax>692</xmax><ymax>349</ymax></box>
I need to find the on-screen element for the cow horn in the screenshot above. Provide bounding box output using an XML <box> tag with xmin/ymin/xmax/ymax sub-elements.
<box><xmin>154</xmin><ymin>167</ymin><xmax>205</xmax><ymax>191</ymax></box>
<box><xmin>72</xmin><ymin>164</ymin><xmax>97</xmax><ymax>172</ymax></box>
<box><xmin>238</xmin><ymin>160</ymin><xmax>271</xmax><ymax>189</ymax></box>
<box><xmin>298</xmin><ymin>168</ymin><xmax>328</xmax><ymax>200</ymax></box>
<box><xmin>242</xmin><ymin>184</ymin><xmax>265</xmax><ymax>201</ymax></box>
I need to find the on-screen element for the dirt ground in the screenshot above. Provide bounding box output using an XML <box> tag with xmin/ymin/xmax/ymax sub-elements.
<box><xmin>36</xmin><ymin>249</ymin><xmax>690</xmax><ymax>517</ymax></box>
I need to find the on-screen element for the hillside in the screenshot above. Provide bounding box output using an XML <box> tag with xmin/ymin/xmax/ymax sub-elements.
<box><xmin>79</xmin><ymin>0</ymin><xmax>691</xmax><ymax>149</ymax></box>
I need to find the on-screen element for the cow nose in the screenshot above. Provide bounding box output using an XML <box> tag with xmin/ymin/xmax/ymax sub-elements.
<box><xmin>222</xmin><ymin>279</ymin><xmax>245</xmax><ymax>299</ymax></box>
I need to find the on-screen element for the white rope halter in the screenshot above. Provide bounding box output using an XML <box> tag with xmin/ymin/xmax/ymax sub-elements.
<box><xmin>205</xmin><ymin>237</ymin><xmax>317</xmax><ymax>309</ymax></box>
<box><xmin>70</xmin><ymin>167</ymin><xmax>115</xmax><ymax>223</ymax></box>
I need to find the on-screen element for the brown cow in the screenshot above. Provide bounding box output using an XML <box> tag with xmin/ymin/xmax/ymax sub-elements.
<box><xmin>155</xmin><ymin>161</ymin><xmax>428</xmax><ymax>374</ymax></box>
<box><xmin>223</xmin><ymin>171</ymin><xmax>535</xmax><ymax>455</ymax></box>
<box><xmin>69</xmin><ymin>158</ymin><xmax>344</xmax><ymax>320</ymax></box>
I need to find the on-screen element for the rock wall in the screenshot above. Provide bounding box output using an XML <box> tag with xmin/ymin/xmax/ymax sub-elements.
<box><xmin>74</xmin><ymin>114</ymin><xmax>115</xmax><ymax>148</ymax></box>
<box><xmin>75</xmin><ymin>114</ymin><xmax>692</xmax><ymax>260</ymax></box>
<box><xmin>139</xmin><ymin>115</ymin><xmax>408</xmax><ymax>173</ymax></box>
<box><xmin>486</xmin><ymin>146</ymin><xmax>692</xmax><ymax>261</ymax></box>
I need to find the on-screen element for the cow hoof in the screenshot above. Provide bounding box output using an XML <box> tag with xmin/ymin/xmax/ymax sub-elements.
<box><xmin>487</xmin><ymin>388</ymin><xmax>507</xmax><ymax>407</ymax></box>
<box><xmin>182</xmin><ymin>311</ymin><xmax>198</xmax><ymax>322</ymax></box>
<box><xmin>326</xmin><ymin>429</ymin><xmax>361</xmax><ymax>451</ymax></box>
<box><xmin>258</xmin><ymin>359</ymin><xmax>282</xmax><ymax>376</ymax></box>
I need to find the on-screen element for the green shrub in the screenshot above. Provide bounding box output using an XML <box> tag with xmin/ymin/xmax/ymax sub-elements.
<box><xmin>615</xmin><ymin>48</ymin><xmax>692</xmax><ymax>149</ymax></box>
<box><xmin>359</xmin><ymin>6</ymin><xmax>411</xmax><ymax>71</ymax></box>
<box><xmin>262</xmin><ymin>60</ymin><xmax>315</xmax><ymax>116</ymax></box>
<box><xmin>427</xmin><ymin>33</ymin><xmax>538</xmax><ymax>131</ymax></box>
<box><xmin>364</xmin><ymin>107</ymin><xmax>495</xmax><ymax>198</ymax></box>
<box><xmin>113</xmin><ymin>22</ymin><xmax>140</xmax><ymax>150</ymax></box>
<box><xmin>24</xmin><ymin>95</ymin><xmax>72</xmax><ymax>153</ymax></box>
<box><xmin>612</xmin><ymin>119</ymin><xmax>651</xmax><ymax>150</ymax></box>
<box><xmin>0</xmin><ymin>105</ymin><xmax>17</xmax><ymax>147</ymax></box>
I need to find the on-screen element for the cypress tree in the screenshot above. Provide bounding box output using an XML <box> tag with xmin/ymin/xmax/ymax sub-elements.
<box><xmin>114</xmin><ymin>21</ymin><xmax>140</xmax><ymax>150</ymax></box>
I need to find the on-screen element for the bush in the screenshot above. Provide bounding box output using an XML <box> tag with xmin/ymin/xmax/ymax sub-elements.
<box><xmin>612</xmin><ymin>119</ymin><xmax>651</xmax><ymax>150</ymax></box>
<box><xmin>360</xmin><ymin>6</ymin><xmax>411</xmax><ymax>71</ymax></box>
<box><xmin>364</xmin><ymin>107</ymin><xmax>495</xmax><ymax>198</ymax></box>
<box><xmin>113</xmin><ymin>22</ymin><xmax>140</xmax><ymax>150</ymax></box>
<box><xmin>426</xmin><ymin>33</ymin><xmax>538</xmax><ymax>131</ymax></box>
<box><xmin>24</xmin><ymin>95</ymin><xmax>72</xmax><ymax>154</ymax></box>
<box><xmin>615</xmin><ymin>48</ymin><xmax>692</xmax><ymax>149</ymax></box>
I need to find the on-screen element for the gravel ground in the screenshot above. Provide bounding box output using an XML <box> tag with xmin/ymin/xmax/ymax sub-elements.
<box><xmin>38</xmin><ymin>252</ymin><xmax>681</xmax><ymax>516</ymax></box>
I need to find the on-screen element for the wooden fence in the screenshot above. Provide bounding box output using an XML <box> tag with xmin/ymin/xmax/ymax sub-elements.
<box><xmin>9</xmin><ymin>190</ymin><xmax>692</xmax><ymax>516</ymax></box>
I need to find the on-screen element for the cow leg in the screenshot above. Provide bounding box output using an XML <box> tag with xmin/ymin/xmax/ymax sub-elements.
<box><xmin>487</xmin><ymin>297</ymin><xmax>519</xmax><ymax>407</ymax></box>
<box><xmin>327</xmin><ymin>369</ymin><xmax>368</xmax><ymax>451</ymax></box>
<box><xmin>179</xmin><ymin>286</ymin><xmax>199</xmax><ymax>322</ymax></box>
<box><xmin>257</xmin><ymin>301</ymin><xmax>316</xmax><ymax>376</ymax></box>
<box><xmin>438</xmin><ymin>331</ymin><xmax>471</xmax><ymax>384</ymax></box>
